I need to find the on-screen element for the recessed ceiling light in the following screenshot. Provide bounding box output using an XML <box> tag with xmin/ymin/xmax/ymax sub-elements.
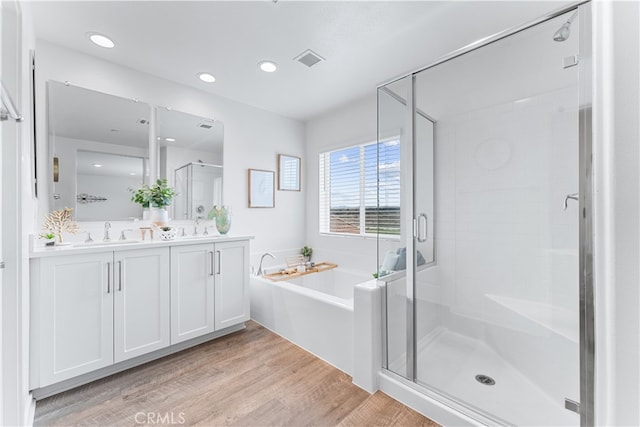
<box><xmin>198</xmin><ymin>73</ymin><xmax>216</xmax><ymax>83</ymax></box>
<box><xmin>93</xmin><ymin>164</ymin><xmax>102</xmax><ymax>168</ymax></box>
<box><xmin>258</xmin><ymin>61</ymin><xmax>278</xmax><ymax>73</ymax></box>
<box><xmin>88</xmin><ymin>33</ymin><xmax>115</xmax><ymax>49</ymax></box>
<box><xmin>129</xmin><ymin>172</ymin><xmax>136</xmax><ymax>176</ymax></box>
<box><xmin>165</xmin><ymin>137</ymin><xmax>176</xmax><ymax>142</ymax></box>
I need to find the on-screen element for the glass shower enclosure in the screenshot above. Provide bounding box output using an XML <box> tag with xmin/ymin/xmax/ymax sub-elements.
<box><xmin>377</xmin><ymin>4</ymin><xmax>592</xmax><ymax>426</ymax></box>
<box><xmin>173</xmin><ymin>162</ymin><xmax>223</xmax><ymax>220</ymax></box>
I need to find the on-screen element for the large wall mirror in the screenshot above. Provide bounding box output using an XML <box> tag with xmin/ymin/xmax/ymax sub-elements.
<box><xmin>48</xmin><ymin>81</ymin><xmax>150</xmax><ymax>221</ymax></box>
<box><xmin>156</xmin><ymin>107</ymin><xmax>224</xmax><ymax>220</ymax></box>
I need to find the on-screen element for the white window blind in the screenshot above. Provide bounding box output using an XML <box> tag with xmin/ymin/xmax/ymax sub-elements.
<box><xmin>319</xmin><ymin>140</ymin><xmax>400</xmax><ymax>236</ymax></box>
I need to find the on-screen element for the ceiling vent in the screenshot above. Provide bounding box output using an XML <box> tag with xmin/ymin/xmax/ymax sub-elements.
<box><xmin>294</xmin><ymin>49</ymin><xmax>325</xmax><ymax>68</ymax></box>
<box><xmin>137</xmin><ymin>118</ymin><xmax>149</xmax><ymax>125</ymax></box>
<box><xmin>198</xmin><ymin>121</ymin><xmax>214</xmax><ymax>129</ymax></box>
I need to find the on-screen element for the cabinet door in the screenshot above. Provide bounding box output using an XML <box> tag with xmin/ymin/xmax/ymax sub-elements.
<box><xmin>37</xmin><ymin>253</ymin><xmax>114</xmax><ymax>387</ymax></box>
<box><xmin>114</xmin><ymin>247</ymin><xmax>170</xmax><ymax>363</ymax></box>
<box><xmin>170</xmin><ymin>244</ymin><xmax>215</xmax><ymax>344</ymax></box>
<box><xmin>214</xmin><ymin>240</ymin><xmax>250</xmax><ymax>330</ymax></box>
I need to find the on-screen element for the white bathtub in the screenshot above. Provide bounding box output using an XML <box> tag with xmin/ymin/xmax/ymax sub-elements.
<box><xmin>250</xmin><ymin>267</ymin><xmax>371</xmax><ymax>374</ymax></box>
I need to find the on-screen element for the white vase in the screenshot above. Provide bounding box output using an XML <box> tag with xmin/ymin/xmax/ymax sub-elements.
<box><xmin>150</xmin><ymin>207</ymin><xmax>169</xmax><ymax>227</ymax></box>
<box><xmin>142</xmin><ymin>208</ymin><xmax>150</xmax><ymax>221</ymax></box>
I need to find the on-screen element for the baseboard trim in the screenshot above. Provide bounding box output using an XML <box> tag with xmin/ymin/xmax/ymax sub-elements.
<box><xmin>24</xmin><ymin>393</ymin><xmax>36</xmax><ymax>427</ymax></box>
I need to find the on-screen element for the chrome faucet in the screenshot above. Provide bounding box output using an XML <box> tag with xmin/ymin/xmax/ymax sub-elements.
<box><xmin>256</xmin><ymin>252</ymin><xmax>275</xmax><ymax>276</ymax></box>
<box><xmin>119</xmin><ymin>229</ymin><xmax>133</xmax><ymax>241</ymax></box>
<box><xmin>193</xmin><ymin>218</ymin><xmax>200</xmax><ymax>236</ymax></box>
<box><xmin>103</xmin><ymin>222</ymin><xmax>111</xmax><ymax>242</ymax></box>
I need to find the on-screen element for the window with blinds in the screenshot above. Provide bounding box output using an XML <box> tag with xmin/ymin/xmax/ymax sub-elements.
<box><xmin>319</xmin><ymin>139</ymin><xmax>400</xmax><ymax>237</ymax></box>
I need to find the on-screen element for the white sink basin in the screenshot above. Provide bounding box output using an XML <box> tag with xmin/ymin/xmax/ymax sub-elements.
<box><xmin>73</xmin><ymin>240</ymin><xmax>141</xmax><ymax>247</ymax></box>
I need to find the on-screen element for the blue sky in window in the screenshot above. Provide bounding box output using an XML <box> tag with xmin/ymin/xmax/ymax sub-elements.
<box><xmin>329</xmin><ymin>141</ymin><xmax>400</xmax><ymax>208</ymax></box>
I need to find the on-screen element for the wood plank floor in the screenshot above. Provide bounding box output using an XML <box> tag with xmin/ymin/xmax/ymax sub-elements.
<box><xmin>34</xmin><ymin>321</ymin><xmax>439</xmax><ymax>426</ymax></box>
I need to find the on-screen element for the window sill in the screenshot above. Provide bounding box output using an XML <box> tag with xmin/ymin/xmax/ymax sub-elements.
<box><xmin>318</xmin><ymin>232</ymin><xmax>400</xmax><ymax>242</ymax></box>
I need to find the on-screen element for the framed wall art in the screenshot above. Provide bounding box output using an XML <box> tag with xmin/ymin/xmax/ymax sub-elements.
<box><xmin>248</xmin><ymin>169</ymin><xmax>275</xmax><ymax>208</ymax></box>
<box><xmin>278</xmin><ymin>154</ymin><xmax>301</xmax><ymax>191</ymax></box>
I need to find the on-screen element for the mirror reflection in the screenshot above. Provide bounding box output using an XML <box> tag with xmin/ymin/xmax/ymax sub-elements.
<box><xmin>156</xmin><ymin>108</ymin><xmax>224</xmax><ymax>220</ymax></box>
<box><xmin>48</xmin><ymin>81</ymin><xmax>150</xmax><ymax>221</ymax></box>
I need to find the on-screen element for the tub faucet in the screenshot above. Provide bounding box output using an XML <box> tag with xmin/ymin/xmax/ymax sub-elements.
<box><xmin>256</xmin><ymin>252</ymin><xmax>276</xmax><ymax>276</ymax></box>
<box><xmin>103</xmin><ymin>222</ymin><xmax>111</xmax><ymax>242</ymax></box>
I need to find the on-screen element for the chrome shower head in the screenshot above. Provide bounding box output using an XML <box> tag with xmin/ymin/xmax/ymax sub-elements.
<box><xmin>553</xmin><ymin>11</ymin><xmax>578</xmax><ymax>42</ymax></box>
<box><xmin>553</xmin><ymin>23</ymin><xmax>571</xmax><ymax>42</ymax></box>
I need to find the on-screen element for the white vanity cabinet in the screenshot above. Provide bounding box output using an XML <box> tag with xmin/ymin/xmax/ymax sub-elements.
<box><xmin>170</xmin><ymin>239</ymin><xmax>249</xmax><ymax>343</ymax></box>
<box><xmin>31</xmin><ymin>247</ymin><xmax>170</xmax><ymax>387</ymax></box>
<box><xmin>32</xmin><ymin>252</ymin><xmax>114</xmax><ymax>387</ymax></box>
<box><xmin>170</xmin><ymin>243</ymin><xmax>215</xmax><ymax>344</ymax></box>
<box><xmin>114</xmin><ymin>248</ymin><xmax>170</xmax><ymax>362</ymax></box>
<box><xmin>214</xmin><ymin>240</ymin><xmax>250</xmax><ymax>330</ymax></box>
<box><xmin>30</xmin><ymin>236</ymin><xmax>251</xmax><ymax>395</ymax></box>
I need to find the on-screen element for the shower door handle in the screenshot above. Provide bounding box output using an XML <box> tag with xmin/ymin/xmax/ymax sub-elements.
<box><xmin>417</xmin><ymin>213</ymin><xmax>428</xmax><ymax>243</ymax></box>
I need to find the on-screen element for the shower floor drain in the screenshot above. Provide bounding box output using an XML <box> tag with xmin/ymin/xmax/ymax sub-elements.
<box><xmin>475</xmin><ymin>374</ymin><xmax>496</xmax><ymax>386</ymax></box>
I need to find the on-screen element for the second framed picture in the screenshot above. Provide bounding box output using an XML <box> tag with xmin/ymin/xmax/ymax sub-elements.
<box><xmin>278</xmin><ymin>154</ymin><xmax>301</xmax><ymax>191</ymax></box>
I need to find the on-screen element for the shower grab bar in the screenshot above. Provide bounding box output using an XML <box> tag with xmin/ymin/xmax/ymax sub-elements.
<box><xmin>417</xmin><ymin>213</ymin><xmax>428</xmax><ymax>243</ymax></box>
<box><xmin>564</xmin><ymin>193</ymin><xmax>579</xmax><ymax>210</ymax></box>
<box><xmin>0</xmin><ymin>80</ymin><xmax>24</xmax><ymax>122</ymax></box>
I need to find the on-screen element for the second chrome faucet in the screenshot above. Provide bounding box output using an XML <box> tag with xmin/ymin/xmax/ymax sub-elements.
<box><xmin>103</xmin><ymin>222</ymin><xmax>111</xmax><ymax>242</ymax></box>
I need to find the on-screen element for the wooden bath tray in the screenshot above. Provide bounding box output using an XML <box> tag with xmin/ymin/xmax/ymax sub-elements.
<box><xmin>262</xmin><ymin>262</ymin><xmax>337</xmax><ymax>282</ymax></box>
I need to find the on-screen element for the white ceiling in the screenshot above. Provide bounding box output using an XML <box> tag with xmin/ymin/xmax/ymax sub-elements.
<box><xmin>30</xmin><ymin>1</ymin><xmax>571</xmax><ymax>122</ymax></box>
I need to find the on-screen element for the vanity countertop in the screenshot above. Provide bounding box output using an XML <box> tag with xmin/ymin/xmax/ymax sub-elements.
<box><xmin>30</xmin><ymin>234</ymin><xmax>254</xmax><ymax>258</ymax></box>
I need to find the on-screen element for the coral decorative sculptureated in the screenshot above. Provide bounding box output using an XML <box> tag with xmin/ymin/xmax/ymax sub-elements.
<box><xmin>42</xmin><ymin>207</ymin><xmax>79</xmax><ymax>244</ymax></box>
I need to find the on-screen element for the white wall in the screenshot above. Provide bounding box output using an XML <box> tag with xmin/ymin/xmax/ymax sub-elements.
<box><xmin>34</xmin><ymin>41</ymin><xmax>306</xmax><ymax>265</ymax></box>
<box><xmin>305</xmin><ymin>3</ymin><xmax>640</xmax><ymax>426</ymax></box>
<box><xmin>593</xmin><ymin>1</ymin><xmax>640</xmax><ymax>426</ymax></box>
<box><xmin>305</xmin><ymin>94</ymin><xmax>379</xmax><ymax>274</ymax></box>
<box><xmin>1</xmin><ymin>0</ymin><xmax>37</xmax><ymax>425</ymax></box>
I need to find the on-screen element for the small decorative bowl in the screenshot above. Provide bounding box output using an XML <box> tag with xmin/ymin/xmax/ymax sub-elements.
<box><xmin>158</xmin><ymin>226</ymin><xmax>177</xmax><ymax>241</ymax></box>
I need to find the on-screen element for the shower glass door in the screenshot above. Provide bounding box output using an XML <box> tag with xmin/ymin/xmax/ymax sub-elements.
<box><xmin>380</xmin><ymin>7</ymin><xmax>587</xmax><ymax>426</ymax></box>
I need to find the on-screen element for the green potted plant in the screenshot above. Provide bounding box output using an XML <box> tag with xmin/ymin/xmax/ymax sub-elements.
<box><xmin>133</xmin><ymin>179</ymin><xmax>176</xmax><ymax>226</ymax></box>
<box><xmin>40</xmin><ymin>232</ymin><xmax>56</xmax><ymax>247</ymax></box>
<box><xmin>131</xmin><ymin>186</ymin><xmax>151</xmax><ymax>208</ymax></box>
<box><xmin>148</xmin><ymin>179</ymin><xmax>176</xmax><ymax>209</ymax></box>
<box><xmin>130</xmin><ymin>186</ymin><xmax>151</xmax><ymax>219</ymax></box>
<box><xmin>301</xmin><ymin>245</ymin><xmax>313</xmax><ymax>262</ymax></box>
